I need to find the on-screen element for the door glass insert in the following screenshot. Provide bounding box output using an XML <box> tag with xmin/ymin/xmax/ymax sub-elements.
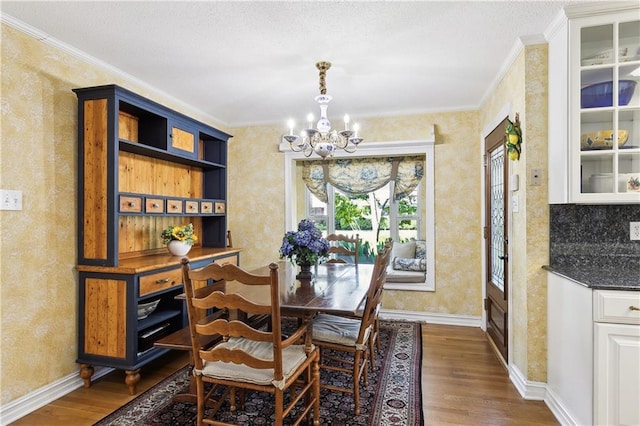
<box><xmin>490</xmin><ymin>145</ymin><xmax>505</xmax><ymax>292</ymax></box>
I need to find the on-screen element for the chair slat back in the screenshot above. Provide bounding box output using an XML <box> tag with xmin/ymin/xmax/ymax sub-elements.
<box><xmin>181</xmin><ymin>260</ymin><xmax>286</xmax><ymax>376</ymax></box>
<box><xmin>355</xmin><ymin>243</ymin><xmax>391</xmax><ymax>344</ymax></box>
<box><xmin>327</xmin><ymin>233</ymin><xmax>360</xmax><ymax>265</ymax></box>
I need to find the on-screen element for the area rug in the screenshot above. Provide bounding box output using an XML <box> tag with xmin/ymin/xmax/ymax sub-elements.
<box><xmin>94</xmin><ymin>321</ymin><xmax>423</xmax><ymax>425</ymax></box>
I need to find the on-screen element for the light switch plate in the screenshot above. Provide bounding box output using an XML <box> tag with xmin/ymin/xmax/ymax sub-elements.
<box><xmin>0</xmin><ymin>189</ymin><xmax>22</xmax><ymax>211</ymax></box>
<box><xmin>631</xmin><ymin>222</ymin><xmax>640</xmax><ymax>241</ymax></box>
<box><xmin>530</xmin><ymin>168</ymin><xmax>541</xmax><ymax>186</ymax></box>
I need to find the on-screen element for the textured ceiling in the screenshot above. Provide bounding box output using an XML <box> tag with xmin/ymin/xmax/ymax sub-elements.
<box><xmin>2</xmin><ymin>1</ymin><xmax>589</xmax><ymax>127</ymax></box>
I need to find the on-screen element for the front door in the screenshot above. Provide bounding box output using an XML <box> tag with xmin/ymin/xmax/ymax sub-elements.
<box><xmin>484</xmin><ymin>119</ymin><xmax>509</xmax><ymax>362</ymax></box>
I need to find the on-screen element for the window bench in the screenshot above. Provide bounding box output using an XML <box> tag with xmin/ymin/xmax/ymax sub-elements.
<box><xmin>383</xmin><ymin>239</ymin><xmax>432</xmax><ymax>291</ymax></box>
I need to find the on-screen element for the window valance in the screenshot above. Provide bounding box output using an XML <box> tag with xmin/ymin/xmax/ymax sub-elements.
<box><xmin>301</xmin><ymin>155</ymin><xmax>425</xmax><ymax>203</ymax></box>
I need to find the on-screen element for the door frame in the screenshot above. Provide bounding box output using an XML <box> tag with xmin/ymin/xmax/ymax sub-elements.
<box><xmin>480</xmin><ymin>104</ymin><xmax>513</xmax><ymax>367</ymax></box>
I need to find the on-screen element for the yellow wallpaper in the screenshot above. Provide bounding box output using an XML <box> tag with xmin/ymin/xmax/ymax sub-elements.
<box><xmin>479</xmin><ymin>44</ymin><xmax>549</xmax><ymax>382</ymax></box>
<box><xmin>0</xmin><ymin>24</ymin><xmax>229</xmax><ymax>404</ymax></box>
<box><xmin>1</xmin><ymin>20</ymin><xmax>549</xmax><ymax>407</ymax></box>
<box><xmin>228</xmin><ymin>111</ymin><xmax>484</xmax><ymax>318</ymax></box>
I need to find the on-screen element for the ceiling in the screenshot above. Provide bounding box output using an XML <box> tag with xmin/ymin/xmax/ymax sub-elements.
<box><xmin>2</xmin><ymin>1</ymin><xmax>590</xmax><ymax>128</ymax></box>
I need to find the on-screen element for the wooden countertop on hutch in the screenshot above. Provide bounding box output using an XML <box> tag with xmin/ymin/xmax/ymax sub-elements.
<box><xmin>76</xmin><ymin>247</ymin><xmax>241</xmax><ymax>274</ymax></box>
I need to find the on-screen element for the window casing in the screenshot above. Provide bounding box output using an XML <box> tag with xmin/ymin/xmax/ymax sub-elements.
<box><xmin>281</xmin><ymin>136</ymin><xmax>435</xmax><ymax>291</ymax></box>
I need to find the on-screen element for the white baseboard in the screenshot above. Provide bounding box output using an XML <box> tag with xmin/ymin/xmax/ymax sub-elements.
<box><xmin>510</xmin><ymin>364</ymin><xmax>576</xmax><ymax>425</ymax></box>
<box><xmin>0</xmin><ymin>366</ymin><xmax>113</xmax><ymax>425</ymax></box>
<box><xmin>509</xmin><ymin>364</ymin><xmax>547</xmax><ymax>400</ymax></box>
<box><xmin>544</xmin><ymin>387</ymin><xmax>580</xmax><ymax>426</ymax></box>
<box><xmin>380</xmin><ymin>308</ymin><xmax>482</xmax><ymax>327</ymax></box>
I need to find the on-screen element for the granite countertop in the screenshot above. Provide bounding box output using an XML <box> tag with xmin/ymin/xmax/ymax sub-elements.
<box><xmin>544</xmin><ymin>264</ymin><xmax>640</xmax><ymax>291</ymax></box>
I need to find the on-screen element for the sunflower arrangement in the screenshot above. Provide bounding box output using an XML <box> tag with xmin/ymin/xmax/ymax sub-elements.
<box><xmin>161</xmin><ymin>223</ymin><xmax>198</xmax><ymax>246</ymax></box>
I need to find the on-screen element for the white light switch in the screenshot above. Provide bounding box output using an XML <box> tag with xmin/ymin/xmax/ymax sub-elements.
<box><xmin>0</xmin><ymin>189</ymin><xmax>23</xmax><ymax>210</ymax></box>
<box><xmin>512</xmin><ymin>195</ymin><xmax>519</xmax><ymax>212</ymax></box>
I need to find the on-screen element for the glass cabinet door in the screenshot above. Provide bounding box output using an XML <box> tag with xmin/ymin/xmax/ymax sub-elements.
<box><xmin>579</xmin><ymin>19</ymin><xmax>640</xmax><ymax>198</ymax></box>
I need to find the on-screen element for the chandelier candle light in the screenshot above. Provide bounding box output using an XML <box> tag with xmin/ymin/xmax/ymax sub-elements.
<box><xmin>283</xmin><ymin>61</ymin><xmax>363</xmax><ymax>159</ymax></box>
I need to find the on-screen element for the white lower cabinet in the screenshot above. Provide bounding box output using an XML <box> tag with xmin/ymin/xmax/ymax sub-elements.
<box><xmin>547</xmin><ymin>273</ymin><xmax>594</xmax><ymax>425</ymax></box>
<box><xmin>547</xmin><ymin>273</ymin><xmax>640</xmax><ymax>425</ymax></box>
<box><xmin>593</xmin><ymin>291</ymin><xmax>640</xmax><ymax>426</ymax></box>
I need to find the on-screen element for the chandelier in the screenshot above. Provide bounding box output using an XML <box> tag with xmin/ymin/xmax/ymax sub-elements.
<box><xmin>283</xmin><ymin>61</ymin><xmax>363</xmax><ymax>159</ymax></box>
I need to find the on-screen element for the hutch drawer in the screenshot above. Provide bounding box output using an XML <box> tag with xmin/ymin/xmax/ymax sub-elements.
<box><xmin>145</xmin><ymin>198</ymin><xmax>164</xmax><ymax>213</ymax></box>
<box><xmin>167</xmin><ymin>199</ymin><xmax>183</xmax><ymax>214</ymax></box>
<box><xmin>119</xmin><ymin>195</ymin><xmax>142</xmax><ymax>213</ymax></box>
<box><xmin>201</xmin><ymin>201</ymin><xmax>213</xmax><ymax>213</ymax></box>
<box><xmin>139</xmin><ymin>267</ymin><xmax>184</xmax><ymax>297</ymax></box>
<box><xmin>185</xmin><ymin>200</ymin><xmax>199</xmax><ymax>214</ymax></box>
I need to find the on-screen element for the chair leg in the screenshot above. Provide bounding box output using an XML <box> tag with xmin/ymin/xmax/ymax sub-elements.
<box><xmin>312</xmin><ymin>352</ymin><xmax>321</xmax><ymax>425</ymax></box>
<box><xmin>353</xmin><ymin>351</ymin><xmax>362</xmax><ymax>416</ymax></box>
<box><xmin>369</xmin><ymin>332</ymin><xmax>376</xmax><ymax>370</ymax></box>
<box><xmin>275</xmin><ymin>389</ymin><xmax>284</xmax><ymax>426</ymax></box>
<box><xmin>195</xmin><ymin>376</ymin><xmax>205</xmax><ymax>426</ymax></box>
<box><xmin>229</xmin><ymin>387</ymin><xmax>237</xmax><ymax>411</ymax></box>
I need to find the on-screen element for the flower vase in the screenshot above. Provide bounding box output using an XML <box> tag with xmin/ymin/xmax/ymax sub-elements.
<box><xmin>296</xmin><ymin>262</ymin><xmax>313</xmax><ymax>280</ymax></box>
<box><xmin>167</xmin><ymin>240</ymin><xmax>191</xmax><ymax>256</ymax></box>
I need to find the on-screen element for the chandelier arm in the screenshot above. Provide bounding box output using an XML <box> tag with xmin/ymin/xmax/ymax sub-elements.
<box><xmin>343</xmin><ymin>144</ymin><xmax>358</xmax><ymax>153</ymax></box>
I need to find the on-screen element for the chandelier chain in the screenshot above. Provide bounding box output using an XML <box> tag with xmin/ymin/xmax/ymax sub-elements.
<box><xmin>316</xmin><ymin>61</ymin><xmax>331</xmax><ymax>95</ymax></box>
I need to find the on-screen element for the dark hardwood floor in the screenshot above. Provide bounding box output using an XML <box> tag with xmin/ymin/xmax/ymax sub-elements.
<box><xmin>10</xmin><ymin>323</ymin><xmax>558</xmax><ymax>425</ymax></box>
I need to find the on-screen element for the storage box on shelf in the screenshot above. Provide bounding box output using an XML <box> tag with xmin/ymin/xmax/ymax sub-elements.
<box><xmin>74</xmin><ymin>84</ymin><xmax>239</xmax><ymax>394</ymax></box>
<box><xmin>549</xmin><ymin>5</ymin><xmax>640</xmax><ymax>204</ymax></box>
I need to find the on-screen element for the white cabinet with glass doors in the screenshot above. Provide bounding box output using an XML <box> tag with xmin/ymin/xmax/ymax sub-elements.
<box><xmin>549</xmin><ymin>4</ymin><xmax>640</xmax><ymax>203</ymax></box>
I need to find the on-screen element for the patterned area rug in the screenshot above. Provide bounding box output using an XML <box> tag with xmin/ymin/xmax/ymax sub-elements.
<box><xmin>94</xmin><ymin>321</ymin><xmax>423</xmax><ymax>425</ymax></box>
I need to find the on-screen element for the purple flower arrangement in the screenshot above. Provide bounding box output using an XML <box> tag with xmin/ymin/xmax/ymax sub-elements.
<box><xmin>279</xmin><ymin>219</ymin><xmax>329</xmax><ymax>266</ymax></box>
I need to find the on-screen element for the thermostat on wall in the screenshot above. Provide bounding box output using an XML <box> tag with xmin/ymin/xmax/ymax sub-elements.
<box><xmin>510</xmin><ymin>174</ymin><xmax>519</xmax><ymax>192</ymax></box>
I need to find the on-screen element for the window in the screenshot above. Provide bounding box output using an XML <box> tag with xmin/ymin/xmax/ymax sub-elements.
<box><xmin>281</xmin><ymin>136</ymin><xmax>435</xmax><ymax>291</ymax></box>
<box><xmin>307</xmin><ymin>182</ymin><xmax>422</xmax><ymax>264</ymax></box>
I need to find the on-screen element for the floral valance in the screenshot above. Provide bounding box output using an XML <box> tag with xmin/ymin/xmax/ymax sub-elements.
<box><xmin>301</xmin><ymin>156</ymin><xmax>425</xmax><ymax>203</ymax></box>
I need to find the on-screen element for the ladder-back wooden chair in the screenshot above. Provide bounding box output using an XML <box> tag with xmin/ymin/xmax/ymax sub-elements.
<box><xmin>181</xmin><ymin>259</ymin><xmax>320</xmax><ymax>426</ymax></box>
<box><xmin>326</xmin><ymin>233</ymin><xmax>360</xmax><ymax>265</ymax></box>
<box><xmin>364</xmin><ymin>240</ymin><xmax>392</xmax><ymax>367</ymax></box>
<box><xmin>310</xmin><ymin>243</ymin><xmax>390</xmax><ymax>415</ymax></box>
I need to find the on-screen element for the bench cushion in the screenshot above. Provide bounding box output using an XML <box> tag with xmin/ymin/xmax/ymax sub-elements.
<box><xmin>385</xmin><ymin>266</ymin><xmax>426</xmax><ymax>283</ymax></box>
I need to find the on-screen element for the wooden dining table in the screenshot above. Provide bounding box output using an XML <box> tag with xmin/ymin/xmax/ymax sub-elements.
<box><xmin>233</xmin><ymin>261</ymin><xmax>375</xmax><ymax>316</ymax></box>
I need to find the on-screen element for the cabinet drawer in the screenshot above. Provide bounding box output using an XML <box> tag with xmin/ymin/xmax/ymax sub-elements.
<box><xmin>119</xmin><ymin>196</ymin><xmax>142</xmax><ymax>213</ymax></box>
<box><xmin>214</xmin><ymin>202</ymin><xmax>226</xmax><ymax>214</ymax></box>
<box><xmin>145</xmin><ymin>198</ymin><xmax>164</xmax><ymax>213</ymax></box>
<box><xmin>215</xmin><ymin>254</ymin><xmax>238</xmax><ymax>266</ymax></box>
<box><xmin>140</xmin><ymin>268</ymin><xmax>184</xmax><ymax>297</ymax></box>
<box><xmin>594</xmin><ymin>290</ymin><xmax>640</xmax><ymax>325</ymax></box>
<box><xmin>201</xmin><ymin>201</ymin><xmax>213</xmax><ymax>214</ymax></box>
<box><xmin>185</xmin><ymin>201</ymin><xmax>199</xmax><ymax>214</ymax></box>
<box><xmin>167</xmin><ymin>199</ymin><xmax>183</xmax><ymax>214</ymax></box>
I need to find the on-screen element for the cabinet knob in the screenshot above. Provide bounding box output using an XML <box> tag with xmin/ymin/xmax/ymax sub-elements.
<box><xmin>630</xmin><ymin>305</ymin><xmax>640</xmax><ymax>311</ymax></box>
<box><xmin>152</xmin><ymin>203</ymin><xmax>159</xmax><ymax>208</ymax></box>
<box><xmin>128</xmin><ymin>201</ymin><xmax>136</xmax><ymax>207</ymax></box>
<box><xmin>155</xmin><ymin>278</ymin><xmax>170</xmax><ymax>284</ymax></box>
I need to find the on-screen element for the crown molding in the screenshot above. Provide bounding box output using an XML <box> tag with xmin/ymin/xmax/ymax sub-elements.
<box><xmin>563</xmin><ymin>1</ymin><xmax>639</xmax><ymax>18</ymax></box>
<box><xmin>0</xmin><ymin>13</ymin><xmax>228</xmax><ymax>129</ymax></box>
